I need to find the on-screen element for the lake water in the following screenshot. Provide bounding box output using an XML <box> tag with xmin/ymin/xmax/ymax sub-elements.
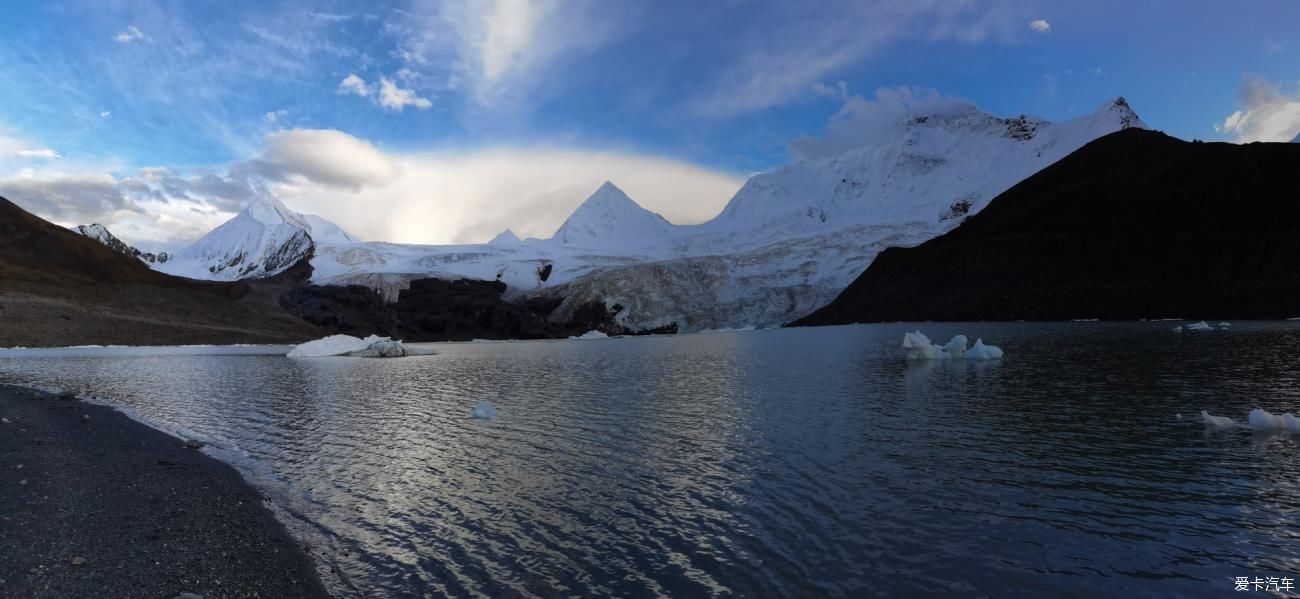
<box><xmin>3</xmin><ymin>323</ymin><xmax>1300</xmax><ymax>597</ymax></box>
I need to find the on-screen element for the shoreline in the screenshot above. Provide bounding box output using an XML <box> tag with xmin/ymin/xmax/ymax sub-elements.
<box><xmin>0</xmin><ymin>384</ymin><xmax>331</xmax><ymax>598</ymax></box>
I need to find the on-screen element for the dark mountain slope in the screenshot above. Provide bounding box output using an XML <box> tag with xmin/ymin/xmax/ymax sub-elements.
<box><xmin>0</xmin><ymin>196</ymin><xmax>319</xmax><ymax>346</ymax></box>
<box><xmin>793</xmin><ymin>129</ymin><xmax>1300</xmax><ymax>324</ymax></box>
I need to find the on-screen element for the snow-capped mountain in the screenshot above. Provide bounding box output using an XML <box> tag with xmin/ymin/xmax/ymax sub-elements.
<box><xmin>549</xmin><ymin>182</ymin><xmax>673</xmax><ymax>250</ymax></box>
<box><xmin>72</xmin><ymin>224</ymin><xmax>170</xmax><ymax>264</ymax></box>
<box><xmin>167</xmin><ymin>97</ymin><xmax>1145</xmax><ymax>331</ymax></box>
<box><xmin>155</xmin><ymin>195</ymin><xmax>354</xmax><ymax>280</ymax></box>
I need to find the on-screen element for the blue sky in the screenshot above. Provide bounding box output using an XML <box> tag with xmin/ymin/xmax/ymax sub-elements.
<box><xmin>1</xmin><ymin>0</ymin><xmax>1299</xmax><ymax>247</ymax></box>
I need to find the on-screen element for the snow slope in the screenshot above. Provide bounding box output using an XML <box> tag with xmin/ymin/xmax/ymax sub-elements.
<box><xmin>167</xmin><ymin>98</ymin><xmax>1145</xmax><ymax>330</ymax></box>
<box><xmin>155</xmin><ymin>196</ymin><xmax>355</xmax><ymax>280</ymax></box>
<box><xmin>72</xmin><ymin>224</ymin><xmax>170</xmax><ymax>264</ymax></box>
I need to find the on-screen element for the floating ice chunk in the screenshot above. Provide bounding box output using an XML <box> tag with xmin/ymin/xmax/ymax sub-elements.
<box><xmin>287</xmin><ymin>334</ymin><xmax>398</xmax><ymax>357</ymax></box>
<box><xmin>903</xmin><ymin>331</ymin><xmax>1001</xmax><ymax>360</ymax></box>
<box><xmin>1200</xmin><ymin>410</ymin><xmax>1235</xmax><ymax>428</ymax></box>
<box><xmin>1175</xmin><ymin>413</ymin><xmax>1183</xmax><ymax>420</ymax></box>
<box><xmin>964</xmin><ymin>338</ymin><xmax>1004</xmax><ymax>360</ymax></box>
<box><xmin>902</xmin><ymin>331</ymin><xmax>949</xmax><ymax>360</ymax></box>
<box><xmin>1172</xmin><ymin>326</ymin><xmax>1183</xmax><ymax>333</ymax></box>
<box><xmin>1185</xmin><ymin>321</ymin><xmax>1213</xmax><ymax>331</ymax></box>
<box><xmin>1217</xmin><ymin>322</ymin><xmax>1232</xmax><ymax>328</ymax></box>
<box><xmin>569</xmin><ymin>330</ymin><xmax>610</xmax><ymax>340</ymax></box>
<box><xmin>943</xmin><ymin>335</ymin><xmax>968</xmax><ymax>359</ymax></box>
<box><xmin>353</xmin><ymin>340</ymin><xmax>408</xmax><ymax>358</ymax></box>
<box><xmin>472</xmin><ymin>400</ymin><xmax>498</xmax><ymax>419</ymax></box>
<box><xmin>1248</xmin><ymin>408</ymin><xmax>1287</xmax><ymax>431</ymax></box>
<box><xmin>1284</xmin><ymin>413</ymin><xmax>1300</xmax><ymax>433</ymax></box>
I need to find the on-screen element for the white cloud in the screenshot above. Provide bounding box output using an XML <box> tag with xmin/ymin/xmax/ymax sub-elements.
<box><xmin>397</xmin><ymin>0</ymin><xmax>621</xmax><ymax>108</ymax></box>
<box><xmin>1216</xmin><ymin>75</ymin><xmax>1300</xmax><ymax>143</ymax></box>
<box><xmin>264</xmin><ymin>110</ymin><xmax>287</xmax><ymax>124</ymax></box>
<box><xmin>253</xmin><ymin>129</ymin><xmax>400</xmax><ymax>191</ymax></box>
<box><xmin>14</xmin><ymin>149</ymin><xmax>63</xmax><ymax>160</ymax></box>
<box><xmin>100</xmin><ymin>111</ymin><xmax>112</xmax><ymax>120</ymax></box>
<box><xmin>790</xmin><ymin>86</ymin><xmax>973</xmax><ymax>160</ymax></box>
<box><xmin>3</xmin><ymin>128</ymin><xmax>745</xmax><ymax>248</ymax></box>
<box><xmin>691</xmin><ymin>2</ymin><xmax>1024</xmax><ymax>117</ymax></box>
<box><xmin>269</xmin><ymin>147</ymin><xmax>746</xmax><ymax>244</ymax></box>
<box><xmin>337</xmin><ymin>73</ymin><xmax>371</xmax><ymax>97</ymax></box>
<box><xmin>0</xmin><ymin>173</ymin><xmax>137</xmax><ymax>224</ymax></box>
<box><xmin>1029</xmin><ymin>19</ymin><xmax>1051</xmax><ymax>33</ymax></box>
<box><xmin>114</xmin><ymin>25</ymin><xmax>145</xmax><ymax>43</ymax></box>
<box><xmin>378</xmin><ymin>78</ymin><xmax>433</xmax><ymax>111</ymax></box>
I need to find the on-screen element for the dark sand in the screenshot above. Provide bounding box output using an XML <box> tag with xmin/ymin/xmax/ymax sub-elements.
<box><xmin>0</xmin><ymin>384</ymin><xmax>330</xmax><ymax>598</ymax></box>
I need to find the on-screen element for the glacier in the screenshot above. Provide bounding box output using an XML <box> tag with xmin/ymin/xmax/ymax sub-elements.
<box><xmin>148</xmin><ymin>98</ymin><xmax>1146</xmax><ymax>332</ymax></box>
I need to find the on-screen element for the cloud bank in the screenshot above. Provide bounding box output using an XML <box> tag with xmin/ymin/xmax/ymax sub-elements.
<box><xmin>1216</xmin><ymin>75</ymin><xmax>1300</xmax><ymax>143</ymax></box>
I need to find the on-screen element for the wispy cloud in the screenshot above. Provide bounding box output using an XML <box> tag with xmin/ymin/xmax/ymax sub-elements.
<box><xmin>1029</xmin><ymin>19</ymin><xmax>1051</xmax><ymax>33</ymax></box>
<box><xmin>689</xmin><ymin>1</ymin><xmax>1025</xmax><ymax>117</ymax></box>
<box><xmin>113</xmin><ymin>25</ymin><xmax>145</xmax><ymax>43</ymax></box>
<box><xmin>377</xmin><ymin>78</ymin><xmax>432</xmax><ymax>111</ymax></box>
<box><xmin>337</xmin><ymin>73</ymin><xmax>371</xmax><ymax>97</ymax></box>
<box><xmin>1216</xmin><ymin>74</ymin><xmax>1300</xmax><ymax>142</ymax></box>
<box><xmin>790</xmin><ymin>86</ymin><xmax>973</xmax><ymax>160</ymax></box>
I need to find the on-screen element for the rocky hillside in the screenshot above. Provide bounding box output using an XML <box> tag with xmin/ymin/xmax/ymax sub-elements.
<box><xmin>792</xmin><ymin>129</ymin><xmax>1300</xmax><ymax>324</ymax></box>
<box><xmin>0</xmin><ymin>196</ymin><xmax>319</xmax><ymax>346</ymax></box>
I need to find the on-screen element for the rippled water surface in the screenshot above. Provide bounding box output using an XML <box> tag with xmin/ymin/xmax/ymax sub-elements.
<box><xmin>4</xmin><ymin>323</ymin><xmax>1300</xmax><ymax>597</ymax></box>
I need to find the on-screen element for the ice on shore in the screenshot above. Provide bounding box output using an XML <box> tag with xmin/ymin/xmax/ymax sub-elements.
<box><xmin>472</xmin><ymin>400</ymin><xmax>499</xmax><ymax>419</ymax></box>
<box><xmin>903</xmin><ymin>331</ymin><xmax>1002</xmax><ymax>361</ymax></box>
<box><xmin>569</xmin><ymin>330</ymin><xmax>610</xmax><ymax>340</ymax></box>
<box><xmin>287</xmin><ymin>334</ymin><xmax>408</xmax><ymax>358</ymax></box>
<box><xmin>1200</xmin><ymin>410</ymin><xmax>1235</xmax><ymax>428</ymax></box>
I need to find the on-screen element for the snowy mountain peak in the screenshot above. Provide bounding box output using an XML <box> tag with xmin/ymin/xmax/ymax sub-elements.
<box><xmin>154</xmin><ymin>195</ymin><xmax>359</xmax><ymax>280</ymax></box>
<box><xmin>550</xmin><ymin>181</ymin><xmax>672</xmax><ymax>248</ymax></box>
<box><xmin>489</xmin><ymin>228</ymin><xmax>522</xmax><ymax>245</ymax></box>
<box><xmin>1088</xmin><ymin>96</ymin><xmax>1146</xmax><ymax>130</ymax></box>
<box><xmin>245</xmin><ymin>195</ymin><xmax>309</xmax><ymax>229</ymax></box>
<box><xmin>72</xmin><ymin>223</ymin><xmax>170</xmax><ymax>264</ymax></box>
<box><xmin>705</xmin><ymin>96</ymin><xmax>1149</xmax><ymax>243</ymax></box>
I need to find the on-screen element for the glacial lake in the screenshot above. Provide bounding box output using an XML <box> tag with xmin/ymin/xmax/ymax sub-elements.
<box><xmin>3</xmin><ymin>323</ymin><xmax>1300</xmax><ymax>597</ymax></box>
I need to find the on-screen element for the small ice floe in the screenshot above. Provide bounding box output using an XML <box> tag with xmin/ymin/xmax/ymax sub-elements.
<box><xmin>1172</xmin><ymin>326</ymin><xmax>1183</xmax><ymax>333</ymax></box>
<box><xmin>569</xmin><ymin>330</ymin><xmax>610</xmax><ymax>340</ymax></box>
<box><xmin>472</xmin><ymin>400</ymin><xmax>499</xmax><ymax>420</ymax></box>
<box><xmin>287</xmin><ymin>334</ymin><xmax>410</xmax><ymax>358</ymax></box>
<box><xmin>1200</xmin><ymin>410</ymin><xmax>1235</xmax><ymax>428</ymax></box>
<box><xmin>902</xmin><ymin>331</ymin><xmax>1003</xmax><ymax>361</ymax></box>
<box><xmin>1216</xmin><ymin>322</ymin><xmax>1232</xmax><ymax>329</ymax></box>
<box><xmin>1247</xmin><ymin>408</ymin><xmax>1300</xmax><ymax>432</ymax></box>
<box><xmin>1185</xmin><ymin>321</ymin><xmax>1213</xmax><ymax>332</ymax></box>
<box><xmin>1175</xmin><ymin>413</ymin><xmax>1183</xmax><ymax>420</ymax></box>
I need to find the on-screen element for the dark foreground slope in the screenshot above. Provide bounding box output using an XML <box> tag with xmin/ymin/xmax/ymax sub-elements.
<box><xmin>0</xmin><ymin>196</ymin><xmax>320</xmax><ymax>347</ymax></box>
<box><xmin>794</xmin><ymin>129</ymin><xmax>1300</xmax><ymax>324</ymax></box>
<box><xmin>0</xmin><ymin>385</ymin><xmax>328</xmax><ymax>598</ymax></box>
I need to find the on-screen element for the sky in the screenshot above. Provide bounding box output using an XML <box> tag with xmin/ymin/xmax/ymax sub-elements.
<box><xmin>1</xmin><ymin>0</ymin><xmax>1298</xmax><ymax>250</ymax></box>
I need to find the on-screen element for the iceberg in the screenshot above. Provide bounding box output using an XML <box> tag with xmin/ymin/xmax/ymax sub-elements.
<box><xmin>902</xmin><ymin>331</ymin><xmax>1002</xmax><ymax>361</ymax></box>
<box><xmin>569</xmin><ymin>330</ymin><xmax>610</xmax><ymax>340</ymax></box>
<box><xmin>1200</xmin><ymin>410</ymin><xmax>1235</xmax><ymax>428</ymax></box>
<box><xmin>964</xmin><ymin>338</ymin><xmax>1004</xmax><ymax>360</ymax></box>
<box><xmin>1248</xmin><ymin>408</ymin><xmax>1289</xmax><ymax>431</ymax></box>
<box><xmin>472</xmin><ymin>400</ymin><xmax>499</xmax><ymax>420</ymax></box>
<box><xmin>1185</xmin><ymin>321</ymin><xmax>1213</xmax><ymax>331</ymax></box>
<box><xmin>286</xmin><ymin>334</ymin><xmax>408</xmax><ymax>358</ymax></box>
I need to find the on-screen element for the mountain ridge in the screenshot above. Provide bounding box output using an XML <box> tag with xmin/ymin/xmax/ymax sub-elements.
<box><xmin>791</xmin><ymin>128</ymin><xmax>1300</xmax><ymax>324</ymax></box>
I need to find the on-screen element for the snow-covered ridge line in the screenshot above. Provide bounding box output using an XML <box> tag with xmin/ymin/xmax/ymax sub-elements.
<box><xmin>162</xmin><ymin>97</ymin><xmax>1146</xmax><ymax>331</ymax></box>
<box><xmin>72</xmin><ymin>223</ymin><xmax>170</xmax><ymax>264</ymax></box>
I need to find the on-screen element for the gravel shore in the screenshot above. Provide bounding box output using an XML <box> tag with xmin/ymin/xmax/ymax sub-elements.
<box><xmin>0</xmin><ymin>384</ymin><xmax>330</xmax><ymax>598</ymax></box>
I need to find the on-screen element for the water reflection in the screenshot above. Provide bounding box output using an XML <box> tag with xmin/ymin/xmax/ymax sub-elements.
<box><xmin>2</xmin><ymin>324</ymin><xmax>1300</xmax><ymax>597</ymax></box>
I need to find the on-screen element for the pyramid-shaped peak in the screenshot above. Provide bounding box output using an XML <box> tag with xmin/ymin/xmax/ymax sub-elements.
<box><xmin>1093</xmin><ymin>96</ymin><xmax>1145</xmax><ymax>129</ymax></box>
<box><xmin>489</xmin><ymin>228</ymin><xmax>522</xmax><ymax>245</ymax></box>
<box><xmin>244</xmin><ymin>195</ymin><xmax>307</xmax><ymax>228</ymax></box>
<box><xmin>551</xmin><ymin>181</ymin><xmax>672</xmax><ymax>248</ymax></box>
